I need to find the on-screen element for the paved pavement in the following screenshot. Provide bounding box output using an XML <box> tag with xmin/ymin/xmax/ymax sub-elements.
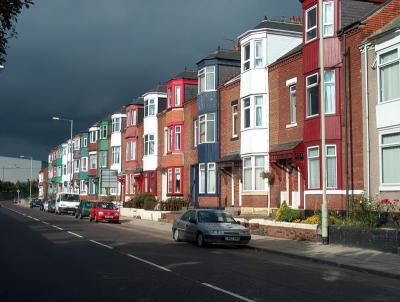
<box><xmin>1</xmin><ymin>201</ymin><xmax>399</xmax><ymax>302</ymax></box>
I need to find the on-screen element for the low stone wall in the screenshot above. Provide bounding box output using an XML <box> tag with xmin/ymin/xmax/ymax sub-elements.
<box><xmin>120</xmin><ymin>207</ymin><xmax>170</xmax><ymax>222</ymax></box>
<box><xmin>329</xmin><ymin>226</ymin><xmax>400</xmax><ymax>254</ymax></box>
<box><xmin>248</xmin><ymin>219</ymin><xmax>319</xmax><ymax>241</ymax></box>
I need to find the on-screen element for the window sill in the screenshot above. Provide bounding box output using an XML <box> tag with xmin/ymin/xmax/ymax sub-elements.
<box><xmin>379</xmin><ymin>185</ymin><xmax>400</xmax><ymax>191</ymax></box>
<box><xmin>305</xmin><ymin>114</ymin><xmax>319</xmax><ymax>120</ymax></box>
<box><xmin>286</xmin><ymin>123</ymin><xmax>297</xmax><ymax>128</ymax></box>
<box><xmin>231</xmin><ymin>136</ymin><xmax>239</xmax><ymax>141</ymax></box>
<box><xmin>241</xmin><ymin>191</ymin><xmax>268</xmax><ymax>196</ymax></box>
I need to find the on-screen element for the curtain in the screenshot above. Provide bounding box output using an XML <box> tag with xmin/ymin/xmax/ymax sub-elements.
<box><xmin>255</xmin><ymin>156</ymin><xmax>265</xmax><ymax>190</ymax></box>
<box><xmin>243</xmin><ymin>158</ymin><xmax>252</xmax><ymax>191</ymax></box>
<box><xmin>324</xmin><ymin>70</ymin><xmax>335</xmax><ymax>113</ymax></box>
<box><xmin>380</xmin><ymin>61</ymin><xmax>400</xmax><ymax>102</ymax></box>
<box><xmin>326</xmin><ymin>146</ymin><xmax>337</xmax><ymax>188</ymax></box>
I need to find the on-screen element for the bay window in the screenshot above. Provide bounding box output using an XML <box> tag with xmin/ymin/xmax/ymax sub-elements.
<box><xmin>80</xmin><ymin>180</ymin><xmax>86</xmax><ymax>194</ymax></box>
<box><xmin>74</xmin><ymin>159</ymin><xmax>80</xmax><ymax>173</ymax></box>
<box><xmin>100</xmin><ymin>124</ymin><xmax>108</xmax><ymax>139</ymax></box>
<box><xmin>243</xmin><ymin>156</ymin><xmax>266</xmax><ymax>192</ymax></box>
<box><xmin>243</xmin><ymin>98</ymin><xmax>251</xmax><ymax>129</ymax></box>
<box><xmin>144</xmin><ymin>134</ymin><xmax>155</xmax><ymax>155</ymax></box>
<box><xmin>306</xmin><ymin>5</ymin><xmax>317</xmax><ymax>42</ymax></box>
<box><xmin>207</xmin><ymin>163</ymin><xmax>216</xmax><ymax>194</ymax></box>
<box><xmin>82</xmin><ymin>135</ymin><xmax>88</xmax><ymax>147</ymax></box>
<box><xmin>306</xmin><ymin>73</ymin><xmax>318</xmax><ymax>117</ymax></box>
<box><xmin>89</xmin><ymin>154</ymin><xmax>97</xmax><ymax>169</ymax></box>
<box><xmin>143</xmin><ymin>171</ymin><xmax>156</xmax><ymax>194</ymax></box>
<box><xmin>88</xmin><ymin>179</ymin><xmax>96</xmax><ymax>195</ymax></box>
<box><xmin>199</xmin><ymin>164</ymin><xmax>206</xmax><ymax>194</ymax></box>
<box><xmin>129</xmin><ymin>174</ymin><xmax>135</xmax><ymax>194</ymax></box>
<box><xmin>111</xmin><ymin>146</ymin><xmax>120</xmax><ymax>165</ymax></box>
<box><xmin>378</xmin><ymin>48</ymin><xmax>400</xmax><ymax>103</ymax></box>
<box><xmin>168</xmin><ymin>169</ymin><xmax>173</xmax><ymax>193</ymax></box>
<box><xmin>326</xmin><ymin>145</ymin><xmax>337</xmax><ymax>188</ymax></box>
<box><xmin>175</xmin><ymin>86</ymin><xmax>181</xmax><ymax>106</ymax></box>
<box><xmin>254</xmin><ymin>40</ymin><xmax>263</xmax><ymax>68</ymax></box>
<box><xmin>380</xmin><ymin>131</ymin><xmax>400</xmax><ymax>185</ymax></box>
<box><xmin>198</xmin><ymin>113</ymin><xmax>215</xmax><ymax>143</ymax></box>
<box><xmin>243</xmin><ymin>43</ymin><xmax>250</xmax><ymax>71</ymax></box>
<box><xmin>129</xmin><ymin>110</ymin><xmax>137</xmax><ymax>126</ymax></box>
<box><xmin>175</xmin><ymin>126</ymin><xmax>181</xmax><ymax>150</ymax></box>
<box><xmin>308</xmin><ymin>147</ymin><xmax>320</xmax><ymax>189</ymax></box>
<box><xmin>242</xmin><ymin>96</ymin><xmax>265</xmax><ymax>129</ymax></box>
<box><xmin>144</xmin><ymin>99</ymin><xmax>156</xmax><ymax>117</ymax></box>
<box><xmin>90</xmin><ymin>130</ymin><xmax>98</xmax><ymax>143</ymax></box>
<box><xmin>323</xmin><ymin>2</ymin><xmax>334</xmax><ymax>37</ymax></box>
<box><xmin>167</xmin><ymin>88</ymin><xmax>172</xmax><ymax>108</ymax></box>
<box><xmin>198</xmin><ymin>66</ymin><xmax>215</xmax><ymax>93</ymax></box>
<box><xmin>324</xmin><ymin>70</ymin><xmax>335</xmax><ymax>114</ymax></box>
<box><xmin>126</xmin><ymin>140</ymin><xmax>136</xmax><ymax>161</ymax></box>
<box><xmin>167</xmin><ymin>167</ymin><xmax>183</xmax><ymax>195</ymax></box>
<box><xmin>99</xmin><ymin>150</ymin><xmax>108</xmax><ymax>168</ymax></box>
<box><xmin>81</xmin><ymin>157</ymin><xmax>88</xmax><ymax>172</ymax></box>
<box><xmin>112</xmin><ymin>118</ymin><xmax>121</xmax><ymax>133</ymax></box>
<box><xmin>255</xmin><ymin>96</ymin><xmax>264</xmax><ymax>127</ymax></box>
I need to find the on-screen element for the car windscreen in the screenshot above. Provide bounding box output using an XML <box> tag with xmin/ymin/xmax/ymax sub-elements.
<box><xmin>48</xmin><ymin>200</ymin><xmax>55</xmax><ymax>205</ymax></box>
<box><xmin>197</xmin><ymin>211</ymin><xmax>236</xmax><ymax>223</ymax></box>
<box><xmin>97</xmin><ymin>202</ymin><xmax>115</xmax><ymax>210</ymax></box>
<box><xmin>60</xmin><ymin>194</ymin><xmax>80</xmax><ymax>202</ymax></box>
<box><xmin>84</xmin><ymin>202</ymin><xmax>95</xmax><ymax>208</ymax></box>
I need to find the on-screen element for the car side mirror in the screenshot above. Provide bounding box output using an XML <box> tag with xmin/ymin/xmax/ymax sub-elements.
<box><xmin>189</xmin><ymin>218</ymin><xmax>197</xmax><ymax>224</ymax></box>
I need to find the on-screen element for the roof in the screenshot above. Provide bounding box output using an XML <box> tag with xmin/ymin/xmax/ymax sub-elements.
<box><xmin>197</xmin><ymin>48</ymin><xmax>240</xmax><ymax>64</ymax></box>
<box><xmin>217</xmin><ymin>153</ymin><xmax>241</xmax><ymax>163</ymax></box>
<box><xmin>270</xmin><ymin>140</ymin><xmax>302</xmax><ymax>153</ymax></box>
<box><xmin>129</xmin><ymin>97</ymin><xmax>144</xmax><ymax>106</ymax></box>
<box><xmin>144</xmin><ymin>83</ymin><xmax>166</xmax><ymax>94</ymax></box>
<box><xmin>340</xmin><ymin>0</ymin><xmax>388</xmax><ymax>31</ymax></box>
<box><xmin>172</xmin><ymin>70</ymin><xmax>197</xmax><ymax>80</ymax></box>
<box><xmin>364</xmin><ymin>15</ymin><xmax>400</xmax><ymax>42</ymax></box>
<box><xmin>253</xmin><ymin>18</ymin><xmax>302</xmax><ymax>33</ymax></box>
<box><xmin>274</xmin><ymin>44</ymin><xmax>303</xmax><ymax>63</ymax></box>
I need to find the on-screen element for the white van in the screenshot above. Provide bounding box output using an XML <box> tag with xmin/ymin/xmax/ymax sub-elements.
<box><xmin>55</xmin><ymin>193</ymin><xmax>80</xmax><ymax>215</ymax></box>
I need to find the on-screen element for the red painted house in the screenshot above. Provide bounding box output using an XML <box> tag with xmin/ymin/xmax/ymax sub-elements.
<box><xmin>123</xmin><ymin>98</ymin><xmax>144</xmax><ymax>201</ymax></box>
<box><xmin>157</xmin><ymin>70</ymin><xmax>198</xmax><ymax>201</ymax></box>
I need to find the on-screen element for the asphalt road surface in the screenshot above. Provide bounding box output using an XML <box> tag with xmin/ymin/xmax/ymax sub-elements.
<box><xmin>0</xmin><ymin>201</ymin><xmax>399</xmax><ymax>302</ymax></box>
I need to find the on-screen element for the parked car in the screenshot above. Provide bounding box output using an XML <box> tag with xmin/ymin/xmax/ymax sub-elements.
<box><xmin>41</xmin><ymin>200</ymin><xmax>49</xmax><ymax>211</ymax></box>
<box><xmin>172</xmin><ymin>209</ymin><xmax>251</xmax><ymax>247</ymax></box>
<box><xmin>47</xmin><ymin>200</ymin><xmax>56</xmax><ymax>213</ymax></box>
<box><xmin>55</xmin><ymin>193</ymin><xmax>80</xmax><ymax>215</ymax></box>
<box><xmin>75</xmin><ymin>201</ymin><xmax>95</xmax><ymax>219</ymax></box>
<box><xmin>30</xmin><ymin>199</ymin><xmax>41</xmax><ymax>208</ymax></box>
<box><xmin>89</xmin><ymin>202</ymin><xmax>120</xmax><ymax>223</ymax></box>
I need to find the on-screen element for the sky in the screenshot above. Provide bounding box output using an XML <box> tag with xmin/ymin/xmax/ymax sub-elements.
<box><xmin>0</xmin><ymin>0</ymin><xmax>300</xmax><ymax>162</ymax></box>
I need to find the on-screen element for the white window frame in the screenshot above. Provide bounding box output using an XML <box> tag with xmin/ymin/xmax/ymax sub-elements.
<box><xmin>112</xmin><ymin>146</ymin><xmax>121</xmax><ymax>165</ymax></box>
<box><xmin>305</xmin><ymin>5</ymin><xmax>317</xmax><ymax>43</ymax></box>
<box><xmin>243</xmin><ymin>98</ymin><xmax>251</xmax><ymax>129</ymax></box>
<box><xmin>323</xmin><ymin>1</ymin><xmax>334</xmax><ymax>37</ymax></box>
<box><xmin>243</xmin><ymin>43</ymin><xmax>251</xmax><ymax>71</ymax></box>
<box><xmin>175</xmin><ymin>125</ymin><xmax>182</xmax><ymax>151</ymax></box>
<box><xmin>100</xmin><ymin>124</ymin><xmax>108</xmax><ymax>139</ymax></box>
<box><xmin>255</xmin><ymin>95</ymin><xmax>265</xmax><ymax>128</ymax></box>
<box><xmin>89</xmin><ymin>154</ymin><xmax>97</xmax><ymax>169</ymax></box>
<box><xmin>199</xmin><ymin>163</ymin><xmax>206</xmax><ymax>194</ymax></box>
<box><xmin>232</xmin><ymin>104</ymin><xmax>238</xmax><ymax>138</ymax></box>
<box><xmin>198</xmin><ymin>66</ymin><xmax>216</xmax><ymax>93</ymax></box>
<box><xmin>289</xmin><ymin>85</ymin><xmax>297</xmax><ymax>124</ymax></box>
<box><xmin>242</xmin><ymin>156</ymin><xmax>267</xmax><ymax>192</ymax></box>
<box><xmin>379</xmin><ymin>130</ymin><xmax>400</xmax><ymax>188</ymax></box>
<box><xmin>207</xmin><ymin>163</ymin><xmax>216</xmax><ymax>194</ymax></box>
<box><xmin>82</xmin><ymin>136</ymin><xmax>88</xmax><ymax>148</ymax></box>
<box><xmin>175</xmin><ymin>85</ymin><xmax>181</xmax><ymax>106</ymax></box>
<box><xmin>377</xmin><ymin>47</ymin><xmax>400</xmax><ymax>103</ymax></box>
<box><xmin>90</xmin><ymin>130</ymin><xmax>98</xmax><ymax>143</ymax></box>
<box><xmin>81</xmin><ymin>157</ymin><xmax>88</xmax><ymax>172</ymax></box>
<box><xmin>130</xmin><ymin>140</ymin><xmax>136</xmax><ymax>160</ymax></box>
<box><xmin>130</xmin><ymin>110</ymin><xmax>137</xmax><ymax>126</ymax></box>
<box><xmin>80</xmin><ymin>180</ymin><xmax>86</xmax><ymax>194</ymax></box>
<box><xmin>198</xmin><ymin>113</ymin><xmax>215</xmax><ymax>144</ymax></box>
<box><xmin>306</xmin><ymin>73</ymin><xmax>319</xmax><ymax>117</ymax></box>
<box><xmin>112</xmin><ymin>117</ymin><xmax>121</xmax><ymax>133</ymax></box>
<box><xmin>193</xmin><ymin>120</ymin><xmax>198</xmax><ymax>147</ymax></box>
<box><xmin>307</xmin><ymin>146</ymin><xmax>320</xmax><ymax>189</ymax></box>
<box><xmin>326</xmin><ymin>145</ymin><xmax>337</xmax><ymax>189</ymax></box>
<box><xmin>167</xmin><ymin>168</ymin><xmax>173</xmax><ymax>194</ymax></box>
<box><xmin>167</xmin><ymin>87</ymin><xmax>172</xmax><ymax>108</ymax></box>
<box><xmin>99</xmin><ymin>150</ymin><xmax>107</xmax><ymax>168</ymax></box>
<box><xmin>144</xmin><ymin>134</ymin><xmax>155</xmax><ymax>156</ymax></box>
<box><xmin>144</xmin><ymin>99</ymin><xmax>156</xmax><ymax>117</ymax></box>
<box><xmin>254</xmin><ymin>40</ymin><xmax>263</xmax><ymax>68</ymax></box>
<box><xmin>324</xmin><ymin>70</ymin><xmax>336</xmax><ymax>114</ymax></box>
<box><xmin>73</xmin><ymin>159</ymin><xmax>80</xmax><ymax>173</ymax></box>
<box><xmin>88</xmin><ymin>179</ymin><xmax>96</xmax><ymax>195</ymax></box>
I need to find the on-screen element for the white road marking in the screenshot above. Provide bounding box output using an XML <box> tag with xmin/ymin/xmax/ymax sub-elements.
<box><xmin>126</xmin><ymin>253</ymin><xmax>171</xmax><ymax>272</ymax></box>
<box><xmin>166</xmin><ymin>261</ymin><xmax>200</xmax><ymax>269</ymax></box>
<box><xmin>27</xmin><ymin>215</ymin><xmax>33</xmax><ymax>219</ymax></box>
<box><xmin>42</xmin><ymin>221</ymin><xmax>49</xmax><ymax>225</ymax></box>
<box><xmin>52</xmin><ymin>225</ymin><xmax>64</xmax><ymax>231</ymax></box>
<box><xmin>201</xmin><ymin>283</ymin><xmax>255</xmax><ymax>302</ymax></box>
<box><xmin>32</xmin><ymin>218</ymin><xmax>40</xmax><ymax>222</ymax></box>
<box><xmin>90</xmin><ymin>240</ymin><xmax>113</xmax><ymax>249</ymax></box>
<box><xmin>68</xmin><ymin>231</ymin><xmax>83</xmax><ymax>238</ymax></box>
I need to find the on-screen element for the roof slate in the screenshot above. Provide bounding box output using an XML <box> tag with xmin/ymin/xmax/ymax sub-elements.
<box><xmin>198</xmin><ymin>49</ymin><xmax>240</xmax><ymax>64</ymax></box>
<box><xmin>340</xmin><ymin>0</ymin><xmax>387</xmax><ymax>30</ymax></box>
<box><xmin>173</xmin><ymin>70</ymin><xmax>197</xmax><ymax>80</ymax></box>
<box><xmin>253</xmin><ymin>19</ymin><xmax>302</xmax><ymax>32</ymax></box>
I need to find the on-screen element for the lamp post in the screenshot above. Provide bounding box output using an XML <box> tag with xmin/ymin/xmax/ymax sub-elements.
<box><xmin>53</xmin><ymin>116</ymin><xmax>74</xmax><ymax>193</ymax></box>
<box><xmin>20</xmin><ymin>155</ymin><xmax>33</xmax><ymax>202</ymax></box>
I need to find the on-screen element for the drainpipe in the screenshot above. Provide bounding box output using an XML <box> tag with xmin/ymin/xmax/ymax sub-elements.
<box><xmin>362</xmin><ymin>43</ymin><xmax>371</xmax><ymax>198</ymax></box>
<box><xmin>343</xmin><ymin>33</ymin><xmax>350</xmax><ymax>218</ymax></box>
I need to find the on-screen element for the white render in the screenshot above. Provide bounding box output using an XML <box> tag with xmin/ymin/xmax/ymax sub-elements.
<box><xmin>61</xmin><ymin>143</ymin><xmax>69</xmax><ymax>191</ymax></box>
<box><xmin>142</xmin><ymin>92</ymin><xmax>166</xmax><ymax>172</ymax></box>
<box><xmin>110</xmin><ymin>113</ymin><xmax>126</xmax><ymax>173</ymax></box>
<box><xmin>238</xmin><ymin>23</ymin><xmax>302</xmax><ymax>194</ymax></box>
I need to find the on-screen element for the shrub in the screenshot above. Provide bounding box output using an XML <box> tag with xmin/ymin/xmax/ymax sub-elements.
<box><xmin>303</xmin><ymin>214</ymin><xmax>321</xmax><ymax>225</ymax></box>
<box><xmin>124</xmin><ymin>193</ymin><xmax>156</xmax><ymax>209</ymax></box>
<box><xmin>275</xmin><ymin>201</ymin><xmax>305</xmax><ymax>222</ymax></box>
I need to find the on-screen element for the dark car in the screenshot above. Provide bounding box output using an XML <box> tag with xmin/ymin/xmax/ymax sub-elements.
<box><xmin>75</xmin><ymin>201</ymin><xmax>95</xmax><ymax>219</ymax></box>
<box><xmin>30</xmin><ymin>199</ymin><xmax>41</xmax><ymax>208</ymax></box>
<box><xmin>89</xmin><ymin>202</ymin><xmax>120</xmax><ymax>223</ymax></box>
<box><xmin>47</xmin><ymin>200</ymin><xmax>56</xmax><ymax>213</ymax></box>
<box><xmin>172</xmin><ymin>209</ymin><xmax>251</xmax><ymax>247</ymax></box>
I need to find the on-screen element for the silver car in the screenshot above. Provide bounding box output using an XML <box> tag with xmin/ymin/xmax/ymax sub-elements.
<box><xmin>172</xmin><ymin>209</ymin><xmax>251</xmax><ymax>247</ymax></box>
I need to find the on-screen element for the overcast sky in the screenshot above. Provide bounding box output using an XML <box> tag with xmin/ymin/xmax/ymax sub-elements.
<box><xmin>0</xmin><ymin>0</ymin><xmax>300</xmax><ymax>161</ymax></box>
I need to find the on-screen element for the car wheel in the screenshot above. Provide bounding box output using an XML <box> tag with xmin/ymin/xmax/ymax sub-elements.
<box><xmin>173</xmin><ymin>229</ymin><xmax>181</xmax><ymax>242</ymax></box>
<box><xmin>196</xmin><ymin>232</ymin><xmax>205</xmax><ymax>247</ymax></box>
<box><xmin>89</xmin><ymin>215</ymin><xmax>93</xmax><ymax>222</ymax></box>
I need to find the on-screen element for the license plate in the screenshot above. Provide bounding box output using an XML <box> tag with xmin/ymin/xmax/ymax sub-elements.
<box><xmin>105</xmin><ymin>216</ymin><xmax>113</xmax><ymax>219</ymax></box>
<box><xmin>225</xmin><ymin>236</ymin><xmax>240</xmax><ymax>241</ymax></box>
<box><xmin>68</xmin><ymin>210</ymin><xmax>74</xmax><ymax>214</ymax></box>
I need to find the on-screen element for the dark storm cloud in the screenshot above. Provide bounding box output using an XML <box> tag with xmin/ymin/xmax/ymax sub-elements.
<box><xmin>0</xmin><ymin>0</ymin><xmax>300</xmax><ymax>161</ymax></box>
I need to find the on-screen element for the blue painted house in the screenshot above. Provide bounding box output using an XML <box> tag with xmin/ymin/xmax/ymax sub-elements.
<box><xmin>195</xmin><ymin>48</ymin><xmax>240</xmax><ymax>207</ymax></box>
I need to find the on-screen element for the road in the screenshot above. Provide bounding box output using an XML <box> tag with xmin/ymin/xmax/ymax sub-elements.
<box><xmin>0</xmin><ymin>201</ymin><xmax>399</xmax><ymax>302</ymax></box>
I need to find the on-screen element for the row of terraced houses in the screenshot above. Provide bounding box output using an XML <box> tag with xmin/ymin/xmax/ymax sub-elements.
<box><xmin>39</xmin><ymin>0</ymin><xmax>400</xmax><ymax>213</ymax></box>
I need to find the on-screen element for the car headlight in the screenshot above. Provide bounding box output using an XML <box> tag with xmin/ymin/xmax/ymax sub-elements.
<box><xmin>98</xmin><ymin>211</ymin><xmax>104</xmax><ymax>216</ymax></box>
<box><xmin>209</xmin><ymin>230</ymin><xmax>225</xmax><ymax>235</ymax></box>
<box><xmin>239</xmin><ymin>229</ymin><xmax>250</xmax><ymax>235</ymax></box>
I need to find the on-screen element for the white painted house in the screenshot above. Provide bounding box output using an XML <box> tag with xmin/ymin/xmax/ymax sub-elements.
<box><xmin>110</xmin><ymin>111</ymin><xmax>126</xmax><ymax>195</ymax></box>
<box><xmin>238</xmin><ymin>18</ymin><xmax>302</xmax><ymax>207</ymax></box>
<box><xmin>142</xmin><ymin>84</ymin><xmax>166</xmax><ymax>196</ymax></box>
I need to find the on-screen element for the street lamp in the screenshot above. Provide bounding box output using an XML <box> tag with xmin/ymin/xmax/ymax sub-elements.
<box><xmin>20</xmin><ymin>155</ymin><xmax>33</xmax><ymax>202</ymax></box>
<box><xmin>53</xmin><ymin>116</ymin><xmax>74</xmax><ymax>193</ymax></box>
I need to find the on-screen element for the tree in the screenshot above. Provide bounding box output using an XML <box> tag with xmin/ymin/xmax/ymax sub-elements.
<box><xmin>0</xmin><ymin>0</ymin><xmax>34</xmax><ymax>65</ymax></box>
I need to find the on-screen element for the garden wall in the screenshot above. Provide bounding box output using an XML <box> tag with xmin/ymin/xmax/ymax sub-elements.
<box><xmin>120</xmin><ymin>208</ymin><xmax>170</xmax><ymax>222</ymax></box>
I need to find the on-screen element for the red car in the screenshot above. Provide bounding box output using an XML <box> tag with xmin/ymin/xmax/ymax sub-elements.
<box><xmin>89</xmin><ymin>202</ymin><xmax>120</xmax><ymax>223</ymax></box>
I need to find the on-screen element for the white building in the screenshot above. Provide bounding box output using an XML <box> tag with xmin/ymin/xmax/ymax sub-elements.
<box><xmin>0</xmin><ymin>156</ymin><xmax>43</xmax><ymax>183</ymax></box>
<box><xmin>142</xmin><ymin>84</ymin><xmax>166</xmax><ymax>196</ymax></box>
<box><xmin>238</xmin><ymin>18</ymin><xmax>302</xmax><ymax>206</ymax></box>
<box><xmin>110</xmin><ymin>111</ymin><xmax>126</xmax><ymax>195</ymax></box>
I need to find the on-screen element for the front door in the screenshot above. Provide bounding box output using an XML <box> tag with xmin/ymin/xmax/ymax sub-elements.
<box><xmin>190</xmin><ymin>165</ymin><xmax>199</xmax><ymax>208</ymax></box>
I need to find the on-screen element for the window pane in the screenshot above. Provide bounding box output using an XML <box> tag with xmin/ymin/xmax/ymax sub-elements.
<box><xmin>380</xmin><ymin>49</ymin><xmax>398</xmax><ymax>64</ymax></box>
<box><xmin>199</xmin><ymin>116</ymin><xmax>206</xmax><ymax>143</ymax></box>
<box><xmin>244</xmin><ymin>98</ymin><xmax>251</xmax><ymax>128</ymax></box>
<box><xmin>199</xmin><ymin>164</ymin><xmax>205</xmax><ymax>193</ymax></box>
<box><xmin>382</xmin><ymin>133</ymin><xmax>400</xmax><ymax>145</ymax></box>
<box><xmin>307</xmin><ymin>85</ymin><xmax>318</xmax><ymax>116</ymax></box>
<box><xmin>175</xmin><ymin>168</ymin><xmax>181</xmax><ymax>193</ymax></box>
<box><xmin>206</xmin><ymin>67</ymin><xmax>215</xmax><ymax>90</ymax></box>
<box><xmin>380</xmin><ymin>61</ymin><xmax>400</xmax><ymax>102</ymax></box>
<box><xmin>290</xmin><ymin>85</ymin><xmax>296</xmax><ymax>123</ymax></box>
<box><xmin>168</xmin><ymin>169</ymin><xmax>172</xmax><ymax>193</ymax></box>
<box><xmin>306</xmin><ymin>7</ymin><xmax>317</xmax><ymax>41</ymax></box>
<box><xmin>255</xmin><ymin>96</ymin><xmax>263</xmax><ymax>127</ymax></box>
<box><xmin>323</xmin><ymin>2</ymin><xmax>334</xmax><ymax>36</ymax></box>
<box><xmin>326</xmin><ymin>146</ymin><xmax>337</xmax><ymax>188</ymax></box>
<box><xmin>382</xmin><ymin>146</ymin><xmax>400</xmax><ymax>184</ymax></box>
<box><xmin>175</xmin><ymin>86</ymin><xmax>181</xmax><ymax>105</ymax></box>
<box><xmin>207</xmin><ymin>114</ymin><xmax>215</xmax><ymax>142</ymax></box>
<box><xmin>207</xmin><ymin>163</ymin><xmax>216</xmax><ymax>193</ymax></box>
<box><xmin>324</xmin><ymin>70</ymin><xmax>335</xmax><ymax>113</ymax></box>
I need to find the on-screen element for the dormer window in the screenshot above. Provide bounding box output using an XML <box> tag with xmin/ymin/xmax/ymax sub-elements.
<box><xmin>198</xmin><ymin>66</ymin><xmax>215</xmax><ymax>93</ymax></box>
<box><xmin>243</xmin><ymin>43</ymin><xmax>250</xmax><ymax>71</ymax></box>
<box><xmin>306</xmin><ymin>5</ymin><xmax>317</xmax><ymax>42</ymax></box>
<box><xmin>144</xmin><ymin>99</ymin><xmax>156</xmax><ymax>117</ymax></box>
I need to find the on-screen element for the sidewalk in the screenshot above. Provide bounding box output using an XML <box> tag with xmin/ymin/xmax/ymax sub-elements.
<box><xmin>121</xmin><ymin>217</ymin><xmax>400</xmax><ymax>280</ymax></box>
